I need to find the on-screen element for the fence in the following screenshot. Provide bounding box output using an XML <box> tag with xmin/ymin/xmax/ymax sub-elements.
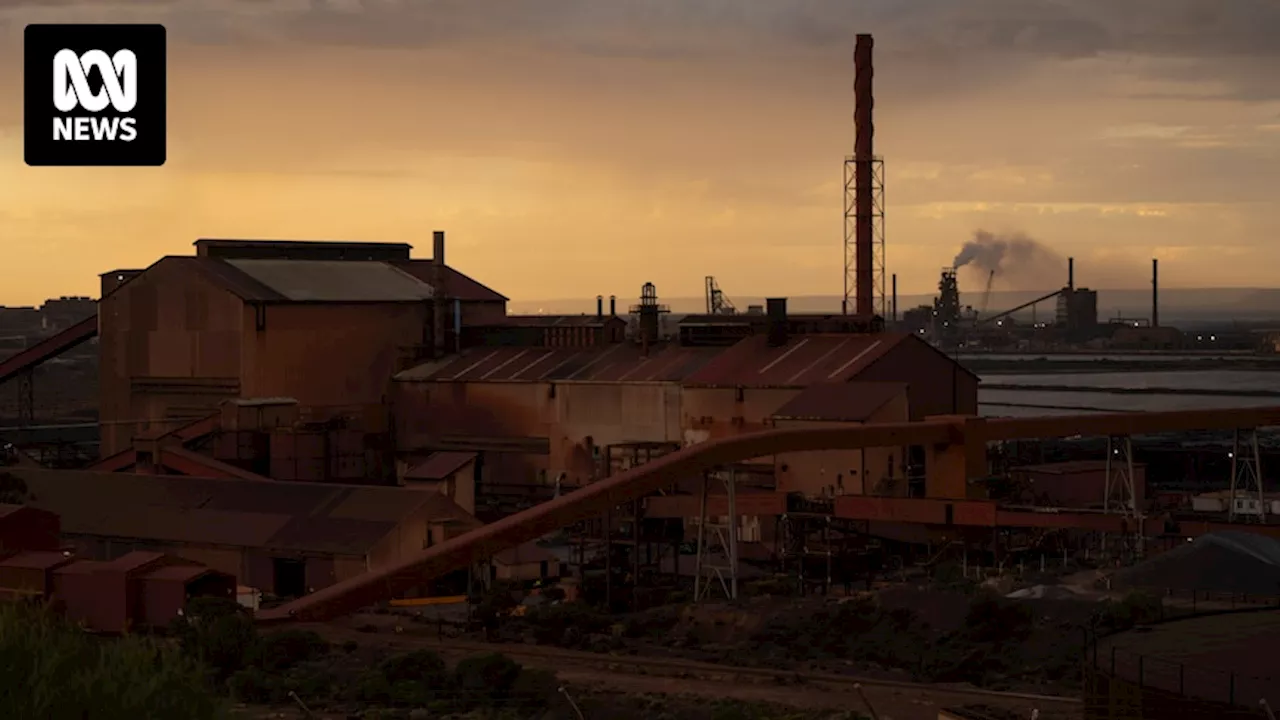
<box><xmin>1092</xmin><ymin>638</ymin><xmax>1279</xmax><ymax>709</ymax></box>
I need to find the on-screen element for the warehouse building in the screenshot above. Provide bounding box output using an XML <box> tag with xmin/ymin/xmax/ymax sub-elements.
<box><xmin>6</xmin><ymin>469</ymin><xmax>488</xmax><ymax>597</ymax></box>
<box><xmin>97</xmin><ymin>235</ymin><xmax>505</xmax><ymax>457</ymax></box>
<box><xmin>393</xmin><ymin>309</ymin><xmax>978</xmax><ymax>505</ymax></box>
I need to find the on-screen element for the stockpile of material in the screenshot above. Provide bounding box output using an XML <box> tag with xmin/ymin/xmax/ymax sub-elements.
<box><xmin>1115</xmin><ymin>532</ymin><xmax>1280</xmax><ymax>596</ymax></box>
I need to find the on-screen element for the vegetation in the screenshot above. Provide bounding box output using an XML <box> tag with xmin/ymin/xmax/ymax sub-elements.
<box><xmin>0</xmin><ymin>471</ymin><xmax>29</xmax><ymax>504</ymax></box>
<box><xmin>171</xmin><ymin>597</ymin><xmax>561</xmax><ymax>715</ymax></box>
<box><xmin>0</xmin><ymin>601</ymin><xmax>224</xmax><ymax>720</ymax></box>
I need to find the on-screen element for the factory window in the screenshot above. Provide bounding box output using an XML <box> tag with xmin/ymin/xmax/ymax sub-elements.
<box><xmin>272</xmin><ymin>558</ymin><xmax>307</xmax><ymax>598</ymax></box>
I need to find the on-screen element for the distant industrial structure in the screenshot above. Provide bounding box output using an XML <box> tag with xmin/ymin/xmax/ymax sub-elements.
<box><xmin>895</xmin><ymin>256</ymin><xmax>1200</xmax><ymax>351</ymax></box>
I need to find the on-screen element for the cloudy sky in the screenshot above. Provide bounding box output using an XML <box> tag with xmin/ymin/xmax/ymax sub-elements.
<box><xmin>2</xmin><ymin>0</ymin><xmax>1279</xmax><ymax>307</ymax></box>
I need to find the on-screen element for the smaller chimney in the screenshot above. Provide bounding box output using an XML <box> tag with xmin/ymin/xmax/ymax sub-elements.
<box><xmin>765</xmin><ymin>298</ymin><xmax>788</xmax><ymax>347</ymax></box>
<box><xmin>1067</xmin><ymin>257</ymin><xmax>1074</xmax><ymax>291</ymax></box>
<box><xmin>1152</xmin><ymin>258</ymin><xmax>1159</xmax><ymax>328</ymax></box>
<box><xmin>609</xmin><ymin>295</ymin><xmax>616</xmax><ymax>316</ymax></box>
<box><xmin>432</xmin><ymin>231</ymin><xmax>446</xmax><ymax>358</ymax></box>
<box><xmin>596</xmin><ymin>295</ymin><xmax>603</xmax><ymax>318</ymax></box>
<box><xmin>891</xmin><ymin>274</ymin><xmax>898</xmax><ymax>324</ymax></box>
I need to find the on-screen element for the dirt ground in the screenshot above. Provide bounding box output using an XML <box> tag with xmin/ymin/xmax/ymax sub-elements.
<box><xmin>306</xmin><ymin>614</ymin><xmax>1082</xmax><ymax>720</ymax></box>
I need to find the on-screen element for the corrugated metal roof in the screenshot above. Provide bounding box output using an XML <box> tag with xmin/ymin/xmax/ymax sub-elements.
<box><xmin>166</xmin><ymin>257</ymin><xmax>286</xmax><ymax>302</ymax></box>
<box><xmin>224</xmin><ymin>259</ymin><xmax>435</xmax><ymax>302</ymax></box>
<box><xmin>500</xmin><ymin>315</ymin><xmax>618</xmax><ymax>328</ymax></box>
<box><xmin>143</xmin><ymin>564</ymin><xmax>213</xmax><ymax>582</ymax></box>
<box><xmin>11</xmin><ymin>469</ymin><xmax>475</xmax><ymax>556</ymax></box>
<box><xmin>684</xmin><ymin>333</ymin><xmax>907</xmax><ymax>388</ymax></box>
<box><xmin>772</xmin><ymin>382</ymin><xmax>907</xmax><ymax>422</ymax></box>
<box><xmin>267</xmin><ymin>515</ymin><xmax>400</xmax><ymax>555</ymax></box>
<box><xmin>0</xmin><ymin>551</ymin><xmax>72</xmax><ymax>570</ymax></box>
<box><xmin>395</xmin><ymin>260</ymin><xmax>508</xmax><ymax>302</ymax></box>
<box><xmin>396</xmin><ymin>343</ymin><xmax>722</xmax><ymax>383</ymax></box>
<box><xmin>405</xmin><ymin>452</ymin><xmax>476</xmax><ymax>481</ymax></box>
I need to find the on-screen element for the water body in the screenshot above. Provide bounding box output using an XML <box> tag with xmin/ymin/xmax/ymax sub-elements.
<box><xmin>978</xmin><ymin>369</ymin><xmax>1280</xmax><ymax>417</ymax></box>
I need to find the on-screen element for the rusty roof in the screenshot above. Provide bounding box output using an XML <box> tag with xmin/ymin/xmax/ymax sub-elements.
<box><xmin>143</xmin><ymin>564</ymin><xmax>217</xmax><ymax>583</ymax></box>
<box><xmin>224</xmin><ymin>259</ymin><xmax>435</xmax><ymax>302</ymax></box>
<box><xmin>9</xmin><ymin>469</ymin><xmax>477</xmax><ymax>557</ymax></box>
<box><xmin>395</xmin><ymin>260</ymin><xmax>508</xmax><ymax>302</ymax></box>
<box><xmin>396</xmin><ymin>343</ymin><xmax>722</xmax><ymax>383</ymax></box>
<box><xmin>772</xmin><ymin>382</ymin><xmax>908</xmax><ymax>423</ymax></box>
<box><xmin>0</xmin><ymin>550</ymin><xmax>72</xmax><ymax>570</ymax></box>
<box><xmin>405</xmin><ymin>452</ymin><xmax>477</xmax><ymax>481</ymax></box>
<box><xmin>499</xmin><ymin>315</ymin><xmax>621</xmax><ymax>328</ymax></box>
<box><xmin>143</xmin><ymin>256</ymin><xmax>503</xmax><ymax>305</ymax></box>
<box><xmin>683</xmin><ymin>333</ymin><xmax>908</xmax><ymax>388</ymax></box>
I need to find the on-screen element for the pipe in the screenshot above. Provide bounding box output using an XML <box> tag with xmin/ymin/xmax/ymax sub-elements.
<box><xmin>891</xmin><ymin>274</ymin><xmax>897</xmax><ymax>324</ymax></box>
<box><xmin>453</xmin><ymin>298</ymin><xmax>462</xmax><ymax>353</ymax></box>
<box><xmin>596</xmin><ymin>295</ymin><xmax>603</xmax><ymax>318</ymax></box>
<box><xmin>609</xmin><ymin>295</ymin><xmax>616</xmax><ymax>316</ymax></box>
<box><xmin>854</xmin><ymin>33</ymin><xmax>875</xmax><ymax>317</ymax></box>
<box><xmin>1067</xmin><ymin>257</ymin><xmax>1074</xmax><ymax>292</ymax></box>
<box><xmin>432</xmin><ymin>231</ymin><xmax>446</xmax><ymax>358</ymax></box>
<box><xmin>1152</xmin><ymin>258</ymin><xmax>1159</xmax><ymax>328</ymax></box>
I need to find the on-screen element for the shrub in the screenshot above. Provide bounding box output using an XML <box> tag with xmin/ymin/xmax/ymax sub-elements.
<box><xmin>1096</xmin><ymin>590</ymin><xmax>1163</xmax><ymax>633</ymax></box>
<box><xmin>508</xmin><ymin>667</ymin><xmax>560</xmax><ymax>711</ymax></box>
<box><xmin>455</xmin><ymin>652</ymin><xmax>521</xmax><ymax>704</ymax></box>
<box><xmin>0</xmin><ymin>602</ymin><xmax>224</xmax><ymax>719</ymax></box>
<box><xmin>170</xmin><ymin>598</ymin><xmax>257</xmax><ymax>683</ymax></box>
<box><xmin>369</xmin><ymin>649</ymin><xmax>453</xmax><ymax>707</ymax></box>
<box><xmin>523</xmin><ymin>602</ymin><xmax>612</xmax><ymax>646</ymax></box>
<box><xmin>249</xmin><ymin>629</ymin><xmax>329</xmax><ymax>673</ymax></box>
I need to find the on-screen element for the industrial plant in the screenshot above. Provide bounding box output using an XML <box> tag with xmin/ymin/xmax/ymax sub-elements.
<box><xmin>897</xmin><ymin>256</ymin><xmax>1179</xmax><ymax>351</ymax></box>
<box><xmin>1</xmin><ymin>31</ymin><xmax>1278</xmax><ymax>720</ymax></box>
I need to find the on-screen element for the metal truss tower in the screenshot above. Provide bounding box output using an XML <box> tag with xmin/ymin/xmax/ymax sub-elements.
<box><xmin>844</xmin><ymin>156</ymin><xmax>886</xmax><ymax>317</ymax></box>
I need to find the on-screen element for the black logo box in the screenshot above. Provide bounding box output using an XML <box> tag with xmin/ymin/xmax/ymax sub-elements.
<box><xmin>24</xmin><ymin>24</ymin><xmax>166</xmax><ymax>167</ymax></box>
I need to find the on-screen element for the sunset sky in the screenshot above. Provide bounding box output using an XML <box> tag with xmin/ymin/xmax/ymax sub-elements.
<box><xmin>2</xmin><ymin>0</ymin><xmax>1279</xmax><ymax>307</ymax></box>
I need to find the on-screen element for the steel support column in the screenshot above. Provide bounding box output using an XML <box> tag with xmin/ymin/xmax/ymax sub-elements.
<box><xmin>1104</xmin><ymin>435</ymin><xmax>1144</xmax><ymax>560</ymax></box>
<box><xmin>1228</xmin><ymin>427</ymin><xmax>1265</xmax><ymax>523</ymax></box>
<box><xmin>16</xmin><ymin>368</ymin><xmax>34</xmax><ymax>427</ymax></box>
<box><xmin>693</xmin><ymin>468</ymin><xmax>738</xmax><ymax>602</ymax></box>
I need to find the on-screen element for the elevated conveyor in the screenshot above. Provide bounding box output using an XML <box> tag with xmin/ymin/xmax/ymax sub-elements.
<box><xmin>0</xmin><ymin>314</ymin><xmax>98</xmax><ymax>385</ymax></box>
<box><xmin>259</xmin><ymin>405</ymin><xmax>1280</xmax><ymax>623</ymax></box>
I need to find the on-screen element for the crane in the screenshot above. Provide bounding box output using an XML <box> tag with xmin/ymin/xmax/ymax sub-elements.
<box><xmin>704</xmin><ymin>276</ymin><xmax>737</xmax><ymax>315</ymax></box>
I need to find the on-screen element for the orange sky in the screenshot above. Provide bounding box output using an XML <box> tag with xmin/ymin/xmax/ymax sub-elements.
<box><xmin>2</xmin><ymin>0</ymin><xmax>1280</xmax><ymax>307</ymax></box>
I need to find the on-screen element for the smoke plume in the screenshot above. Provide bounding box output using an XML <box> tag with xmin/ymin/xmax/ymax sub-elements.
<box><xmin>953</xmin><ymin>230</ymin><xmax>1064</xmax><ymax>287</ymax></box>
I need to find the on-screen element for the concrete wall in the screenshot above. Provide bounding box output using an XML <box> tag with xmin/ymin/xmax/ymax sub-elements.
<box><xmin>98</xmin><ymin>259</ymin><xmax>245</xmax><ymax>455</ymax></box>
<box><xmin>772</xmin><ymin>390</ymin><xmax>910</xmax><ymax>497</ymax></box>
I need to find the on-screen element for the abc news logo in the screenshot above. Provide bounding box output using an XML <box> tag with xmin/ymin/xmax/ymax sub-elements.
<box><xmin>53</xmin><ymin>49</ymin><xmax>139</xmax><ymax>142</ymax></box>
<box><xmin>25</xmin><ymin>24</ymin><xmax>166</xmax><ymax>166</ymax></box>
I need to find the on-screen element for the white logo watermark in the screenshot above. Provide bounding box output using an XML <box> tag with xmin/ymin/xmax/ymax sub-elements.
<box><xmin>51</xmin><ymin>48</ymin><xmax>137</xmax><ymax>141</ymax></box>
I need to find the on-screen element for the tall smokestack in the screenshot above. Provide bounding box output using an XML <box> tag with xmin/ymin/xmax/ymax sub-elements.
<box><xmin>609</xmin><ymin>295</ymin><xmax>616</xmax><ymax>316</ymax></box>
<box><xmin>854</xmin><ymin>33</ymin><xmax>875</xmax><ymax>317</ymax></box>
<box><xmin>1152</xmin><ymin>258</ymin><xmax>1159</xmax><ymax>328</ymax></box>
<box><xmin>433</xmin><ymin>231</ymin><xmax>446</xmax><ymax>357</ymax></box>
<box><xmin>1067</xmin><ymin>257</ymin><xmax>1074</xmax><ymax>291</ymax></box>
<box><xmin>596</xmin><ymin>295</ymin><xmax>603</xmax><ymax>318</ymax></box>
<box><xmin>891</xmin><ymin>273</ymin><xmax>898</xmax><ymax>324</ymax></box>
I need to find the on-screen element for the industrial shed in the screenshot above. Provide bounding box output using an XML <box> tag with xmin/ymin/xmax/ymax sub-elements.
<box><xmin>392</xmin><ymin>328</ymin><xmax>977</xmax><ymax>493</ymax></box>
<box><xmin>393</xmin><ymin>342</ymin><xmax>723</xmax><ymax>489</ymax></box>
<box><xmin>7</xmin><ymin>469</ymin><xmax>481</xmax><ymax>598</ymax></box>
<box><xmin>769</xmin><ymin>382</ymin><xmax>910</xmax><ymax>497</ymax></box>
<box><xmin>97</xmin><ymin>235</ymin><xmax>505</xmax><ymax>457</ymax></box>
<box><xmin>0</xmin><ymin>503</ymin><xmax>61</xmax><ymax>552</ymax></box>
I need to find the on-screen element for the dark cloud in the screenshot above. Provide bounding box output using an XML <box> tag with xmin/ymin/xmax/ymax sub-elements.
<box><xmin>3</xmin><ymin>0</ymin><xmax>1278</xmax><ymax>98</ymax></box>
